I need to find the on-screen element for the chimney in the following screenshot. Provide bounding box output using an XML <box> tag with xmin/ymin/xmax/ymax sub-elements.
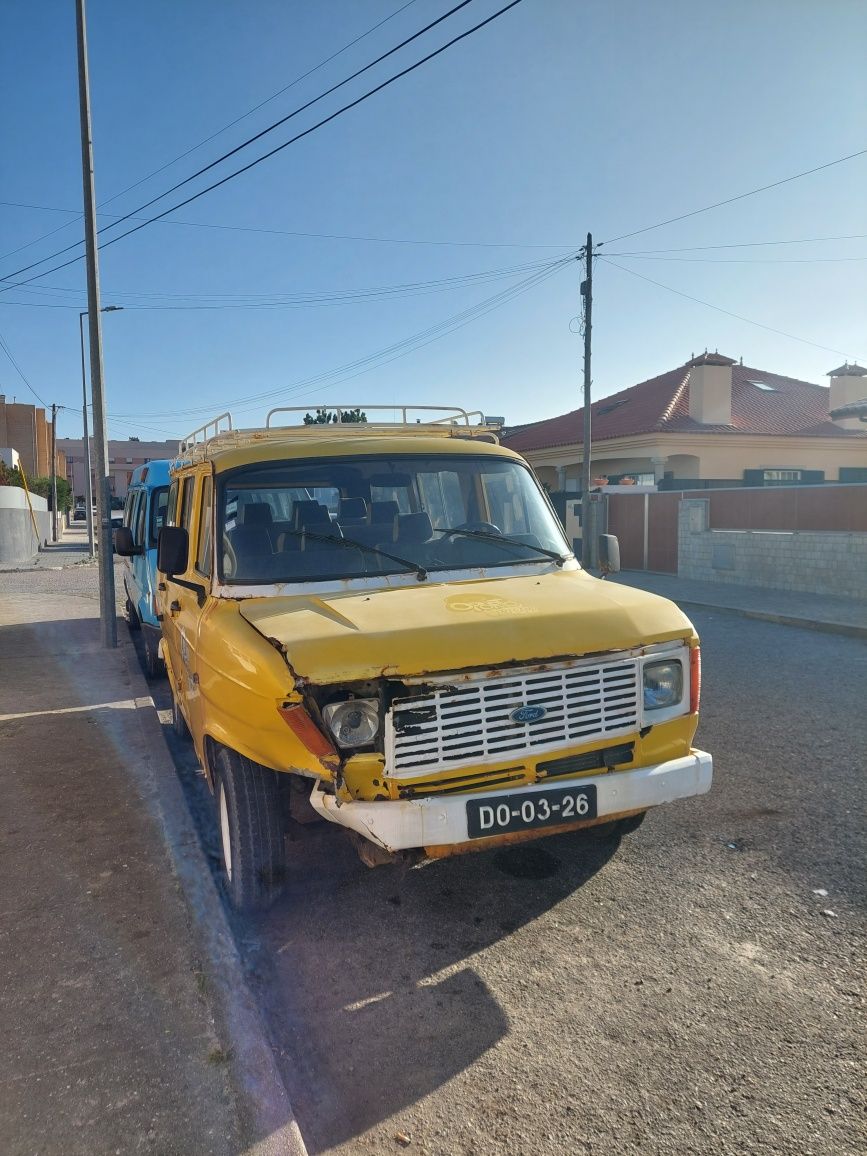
<box><xmin>686</xmin><ymin>350</ymin><xmax>735</xmax><ymax>425</ymax></box>
<box><xmin>827</xmin><ymin>363</ymin><xmax>867</xmax><ymax>430</ymax></box>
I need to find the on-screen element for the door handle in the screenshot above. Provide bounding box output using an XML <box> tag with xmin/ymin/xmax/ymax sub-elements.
<box><xmin>169</xmin><ymin>600</ymin><xmax>181</xmax><ymax>615</ymax></box>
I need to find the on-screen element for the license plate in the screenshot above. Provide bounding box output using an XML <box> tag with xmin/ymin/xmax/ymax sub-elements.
<box><xmin>466</xmin><ymin>784</ymin><xmax>598</xmax><ymax>839</ymax></box>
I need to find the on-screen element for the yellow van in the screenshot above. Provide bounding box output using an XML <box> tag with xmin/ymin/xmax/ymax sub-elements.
<box><xmin>157</xmin><ymin>407</ymin><xmax>711</xmax><ymax>910</ymax></box>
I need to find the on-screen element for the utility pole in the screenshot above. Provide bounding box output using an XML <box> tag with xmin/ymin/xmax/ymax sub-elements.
<box><xmin>79</xmin><ymin>313</ymin><xmax>95</xmax><ymax>557</ymax></box>
<box><xmin>50</xmin><ymin>402</ymin><xmax>59</xmax><ymax>541</ymax></box>
<box><xmin>580</xmin><ymin>232</ymin><xmax>593</xmax><ymax>567</ymax></box>
<box><xmin>76</xmin><ymin>0</ymin><xmax>116</xmax><ymax>647</ymax></box>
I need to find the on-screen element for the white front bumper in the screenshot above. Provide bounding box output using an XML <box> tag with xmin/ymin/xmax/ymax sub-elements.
<box><xmin>310</xmin><ymin>750</ymin><xmax>713</xmax><ymax>852</ymax></box>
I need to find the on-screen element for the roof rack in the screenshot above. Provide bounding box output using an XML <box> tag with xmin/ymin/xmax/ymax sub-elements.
<box><xmin>176</xmin><ymin>405</ymin><xmax>499</xmax><ymax>463</ymax></box>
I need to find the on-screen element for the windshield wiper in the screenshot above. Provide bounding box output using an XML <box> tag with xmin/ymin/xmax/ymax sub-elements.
<box><xmin>433</xmin><ymin>527</ymin><xmax>566</xmax><ymax>566</ymax></box>
<box><xmin>283</xmin><ymin>529</ymin><xmax>428</xmax><ymax>582</ymax></box>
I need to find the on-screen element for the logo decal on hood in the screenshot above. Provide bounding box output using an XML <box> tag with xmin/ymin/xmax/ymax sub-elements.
<box><xmin>446</xmin><ymin>595</ymin><xmax>533</xmax><ymax>617</ymax></box>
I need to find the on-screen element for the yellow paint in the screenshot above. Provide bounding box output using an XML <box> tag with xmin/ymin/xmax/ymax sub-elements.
<box><xmin>158</xmin><ymin>430</ymin><xmax>706</xmax><ymax>855</ymax></box>
<box><xmin>237</xmin><ymin>570</ymin><xmax>696</xmax><ymax>685</ymax></box>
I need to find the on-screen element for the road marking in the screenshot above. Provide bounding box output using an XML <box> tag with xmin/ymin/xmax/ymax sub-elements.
<box><xmin>0</xmin><ymin>699</ymin><xmax>138</xmax><ymax>722</ymax></box>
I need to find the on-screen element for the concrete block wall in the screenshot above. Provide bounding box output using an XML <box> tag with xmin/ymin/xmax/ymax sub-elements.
<box><xmin>678</xmin><ymin>499</ymin><xmax>867</xmax><ymax>600</ymax></box>
<box><xmin>0</xmin><ymin>487</ymin><xmax>50</xmax><ymax>564</ymax></box>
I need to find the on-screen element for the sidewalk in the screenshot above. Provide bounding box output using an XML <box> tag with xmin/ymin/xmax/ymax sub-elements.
<box><xmin>611</xmin><ymin>571</ymin><xmax>867</xmax><ymax>638</ymax></box>
<box><xmin>0</xmin><ymin>560</ymin><xmax>304</xmax><ymax>1153</ymax></box>
<box><xmin>0</xmin><ymin>521</ymin><xmax>96</xmax><ymax>572</ymax></box>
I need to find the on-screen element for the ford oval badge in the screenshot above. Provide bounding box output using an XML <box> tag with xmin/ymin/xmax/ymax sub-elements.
<box><xmin>511</xmin><ymin>705</ymin><xmax>547</xmax><ymax>724</ymax></box>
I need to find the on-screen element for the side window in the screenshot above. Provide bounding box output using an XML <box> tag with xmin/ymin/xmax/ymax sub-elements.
<box><xmin>149</xmin><ymin>487</ymin><xmax>169</xmax><ymax>545</ymax></box>
<box><xmin>134</xmin><ymin>491</ymin><xmax>147</xmax><ymax>546</ymax></box>
<box><xmin>196</xmin><ymin>477</ymin><xmax>213</xmax><ymax>577</ymax></box>
<box><xmin>123</xmin><ymin>490</ymin><xmax>136</xmax><ymax>528</ymax></box>
<box><xmin>167</xmin><ymin>480</ymin><xmax>180</xmax><ymax>527</ymax></box>
<box><xmin>180</xmin><ymin>476</ymin><xmax>195</xmax><ymax>531</ymax></box>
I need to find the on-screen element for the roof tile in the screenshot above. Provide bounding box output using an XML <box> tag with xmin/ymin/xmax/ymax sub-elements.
<box><xmin>502</xmin><ymin>361</ymin><xmax>867</xmax><ymax>453</ymax></box>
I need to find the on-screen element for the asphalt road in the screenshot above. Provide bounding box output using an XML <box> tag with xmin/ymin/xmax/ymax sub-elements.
<box><xmin>139</xmin><ymin>609</ymin><xmax>866</xmax><ymax>1156</ymax></box>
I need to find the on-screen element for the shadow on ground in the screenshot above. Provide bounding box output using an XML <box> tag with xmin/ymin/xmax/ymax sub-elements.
<box><xmin>129</xmin><ymin>627</ymin><xmax>621</xmax><ymax>1152</ymax></box>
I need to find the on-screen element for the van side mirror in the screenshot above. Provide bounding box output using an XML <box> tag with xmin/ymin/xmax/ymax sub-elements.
<box><xmin>598</xmin><ymin>534</ymin><xmax>620</xmax><ymax>576</ymax></box>
<box><xmin>113</xmin><ymin>525</ymin><xmax>140</xmax><ymax>557</ymax></box>
<box><xmin>158</xmin><ymin>526</ymin><xmax>189</xmax><ymax>575</ymax></box>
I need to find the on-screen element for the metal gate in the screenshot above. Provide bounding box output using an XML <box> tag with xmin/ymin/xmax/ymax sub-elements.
<box><xmin>606</xmin><ymin>492</ymin><xmax>679</xmax><ymax>574</ymax></box>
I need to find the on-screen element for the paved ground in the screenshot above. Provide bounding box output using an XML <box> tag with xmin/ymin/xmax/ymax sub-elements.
<box><xmin>612</xmin><ymin>571</ymin><xmax>867</xmax><ymax>636</ymax></box>
<box><xmin>141</xmin><ymin>602</ymin><xmax>866</xmax><ymax>1154</ymax></box>
<box><xmin>0</xmin><ymin>532</ymin><xmax>302</xmax><ymax>1156</ymax></box>
<box><xmin>16</xmin><ymin>532</ymin><xmax>863</xmax><ymax>1155</ymax></box>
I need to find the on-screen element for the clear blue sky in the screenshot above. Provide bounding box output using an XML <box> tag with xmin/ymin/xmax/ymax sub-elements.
<box><xmin>2</xmin><ymin>0</ymin><xmax>866</xmax><ymax>441</ymax></box>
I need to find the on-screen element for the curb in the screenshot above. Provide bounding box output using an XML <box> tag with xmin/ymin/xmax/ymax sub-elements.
<box><xmin>120</xmin><ymin>627</ymin><xmax>308</xmax><ymax>1156</ymax></box>
<box><xmin>667</xmin><ymin>597</ymin><xmax>867</xmax><ymax>641</ymax></box>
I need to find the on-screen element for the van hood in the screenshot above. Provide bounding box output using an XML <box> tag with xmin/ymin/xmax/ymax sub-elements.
<box><xmin>237</xmin><ymin>571</ymin><xmax>695</xmax><ymax>685</ymax></box>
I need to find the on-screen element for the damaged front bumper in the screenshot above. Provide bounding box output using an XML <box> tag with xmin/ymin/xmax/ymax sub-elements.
<box><xmin>310</xmin><ymin>750</ymin><xmax>713</xmax><ymax>853</ymax></box>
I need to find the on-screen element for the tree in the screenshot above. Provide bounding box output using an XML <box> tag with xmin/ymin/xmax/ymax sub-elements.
<box><xmin>303</xmin><ymin>407</ymin><xmax>367</xmax><ymax>425</ymax></box>
<box><xmin>0</xmin><ymin>465</ymin><xmax>72</xmax><ymax>512</ymax></box>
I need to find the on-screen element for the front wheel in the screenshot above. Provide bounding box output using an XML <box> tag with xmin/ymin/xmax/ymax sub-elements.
<box><xmin>171</xmin><ymin>693</ymin><xmax>189</xmax><ymax>739</ymax></box>
<box><xmin>215</xmin><ymin>748</ymin><xmax>286</xmax><ymax>912</ymax></box>
<box><xmin>125</xmin><ymin>596</ymin><xmax>141</xmax><ymax>631</ymax></box>
<box><xmin>143</xmin><ymin>633</ymin><xmax>164</xmax><ymax>680</ymax></box>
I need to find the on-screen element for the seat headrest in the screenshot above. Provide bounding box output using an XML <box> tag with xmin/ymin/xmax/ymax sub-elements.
<box><xmin>370</xmin><ymin>500</ymin><xmax>400</xmax><ymax>524</ymax></box>
<box><xmin>338</xmin><ymin>497</ymin><xmax>368</xmax><ymax>522</ymax></box>
<box><xmin>292</xmin><ymin>500</ymin><xmax>331</xmax><ymax>530</ymax></box>
<box><xmin>396</xmin><ymin>512</ymin><xmax>433</xmax><ymax>543</ymax></box>
<box><xmin>242</xmin><ymin>502</ymin><xmax>273</xmax><ymax>526</ymax></box>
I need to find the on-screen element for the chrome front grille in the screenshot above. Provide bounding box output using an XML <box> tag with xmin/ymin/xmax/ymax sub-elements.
<box><xmin>385</xmin><ymin>656</ymin><xmax>640</xmax><ymax>777</ymax></box>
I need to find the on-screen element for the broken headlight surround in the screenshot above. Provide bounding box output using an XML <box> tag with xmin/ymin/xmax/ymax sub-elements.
<box><xmin>322</xmin><ymin>698</ymin><xmax>380</xmax><ymax>749</ymax></box>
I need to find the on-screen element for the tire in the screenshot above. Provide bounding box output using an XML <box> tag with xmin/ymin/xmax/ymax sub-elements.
<box><xmin>588</xmin><ymin>810</ymin><xmax>648</xmax><ymax>840</ymax></box>
<box><xmin>143</xmin><ymin>634</ymin><xmax>164</xmax><ymax>681</ymax></box>
<box><xmin>171</xmin><ymin>693</ymin><xmax>190</xmax><ymax>740</ymax></box>
<box><xmin>214</xmin><ymin>748</ymin><xmax>286</xmax><ymax>912</ymax></box>
<box><xmin>126</xmin><ymin>596</ymin><xmax>141</xmax><ymax>631</ymax></box>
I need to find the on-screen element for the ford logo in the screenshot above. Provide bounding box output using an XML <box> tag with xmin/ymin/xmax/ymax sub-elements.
<box><xmin>511</xmin><ymin>705</ymin><xmax>547</xmax><ymax>724</ymax></box>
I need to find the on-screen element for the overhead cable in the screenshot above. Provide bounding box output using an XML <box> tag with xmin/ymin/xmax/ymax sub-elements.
<box><xmin>598</xmin><ymin>256</ymin><xmax>864</xmax><ymax>361</ymax></box>
<box><xmin>0</xmin><ymin>0</ymin><xmax>421</xmax><ymax>266</ymax></box>
<box><xmin>600</xmin><ymin>147</ymin><xmax>867</xmax><ymax>246</ymax></box>
<box><xmin>1</xmin><ymin>0</ymin><xmax>485</xmax><ymax>283</ymax></box>
<box><xmin>0</xmin><ymin>329</ymin><xmax>49</xmax><ymax>408</ymax></box>
<box><xmin>108</xmin><ymin>253</ymin><xmax>571</xmax><ymax>421</ymax></box>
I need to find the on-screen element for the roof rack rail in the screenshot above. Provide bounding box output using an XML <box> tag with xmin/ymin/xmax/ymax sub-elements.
<box><xmin>174</xmin><ymin>405</ymin><xmax>498</xmax><ymax>464</ymax></box>
<box><xmin>178</xmin><ymin>412</ymin><xmax>233</xmax><ymax>456</ymax></box>
<box><xmin>265</xmin><ymin>405</ymin><xmax>485</xmax><ymax>428</ymax></box>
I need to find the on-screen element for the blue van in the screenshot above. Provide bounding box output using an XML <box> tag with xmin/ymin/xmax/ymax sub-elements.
<box><xmin>116</xmin><ymin>460</ymin><xmax>171</xmax><ymax>678</ymax></box>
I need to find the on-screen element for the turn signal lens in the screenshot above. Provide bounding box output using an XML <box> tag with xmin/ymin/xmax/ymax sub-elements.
<box><xmin>322</xmin><ymin>699</ymin><xmax>379</xmax><ymax>749</ymax></box>
<box><xmin>690</xmin><ymin>646</ymin><xmax>701</xmax><ymax>714</ymax></box>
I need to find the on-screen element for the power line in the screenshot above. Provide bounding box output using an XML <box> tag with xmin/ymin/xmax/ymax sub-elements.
<box><xmin>1</xmin><ymin>255</ymin><xmax>567</xmax><ymax>312</ymax></box>
<box><xmin>598</xmin><ymin>256</ymin><xmax>864</xmax><ymax>361</ymax></box>
<box><xmin>598</xmin><ymin>233</ymin><xmax>867</xmax><ymax>255</ymax></box>
<box><xmin>604</xmin><ymin>252</ymin><xmax>867</xmax><ymax>264</ymax></box>
<box><xmin>1</xmin><ymin>0</ymin><xmax>483</xmax><ymax>283</ymax></box>
<box><xmin>96</xmin><ymin>0</ymin><xmax>423</xmax><ymax>208</ymax></box>
<box><xmin>108</xmin><ymin>254</ymin><xmax>572</xmax><ymax>422</ymax></box>
<box><xmin>0</xmin><ymin>0</ymin><xmax>421</xmax><ymax>265</ymax></box>
<box><xmin>0</xmin><ymin>328</ymin><xmax>50</xmax><ymax>407</ymax></box>
<box><xmin>2</xmin><ymin>0</ymin><xmax>528</xmax><ymax>295</ymax></box>
<box><xmin>0</xmin><ymin>199</ymin><xmax>571</xmax><ymax>251</ymax></box>
<box><xmin>599</xmin><ymin>147</ymin><xmax>867</xmax><ymax>247</ymax></box>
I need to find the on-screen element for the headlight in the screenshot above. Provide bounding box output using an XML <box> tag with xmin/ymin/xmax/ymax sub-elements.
<box><xmin>643</xmin><ymin>660</ymin><xmax>683</xmax><ymax>710</ymax></box>
<box><xmin>322</xmin><ymin>699</ymin><xmax>379</xmax><ymax>748</ymax></box>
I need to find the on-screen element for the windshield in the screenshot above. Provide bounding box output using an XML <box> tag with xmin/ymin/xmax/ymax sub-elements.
<box><xmin>218</xmin><ymin>454</ymin><xmax>570</xmax><ymax>583</ymax></box>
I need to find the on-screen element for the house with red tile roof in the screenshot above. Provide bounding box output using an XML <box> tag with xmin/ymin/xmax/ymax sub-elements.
<box><xmin>501</xmin><ymin>354</ymin><xmax>867</xmax><ymax>490</ymax></box>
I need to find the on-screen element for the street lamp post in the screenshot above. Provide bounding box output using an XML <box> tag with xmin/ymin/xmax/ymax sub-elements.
<box><xmin>79</xmin><ymin>305</ymin><xmax>122</xmax><ymax>559</ymax></box>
